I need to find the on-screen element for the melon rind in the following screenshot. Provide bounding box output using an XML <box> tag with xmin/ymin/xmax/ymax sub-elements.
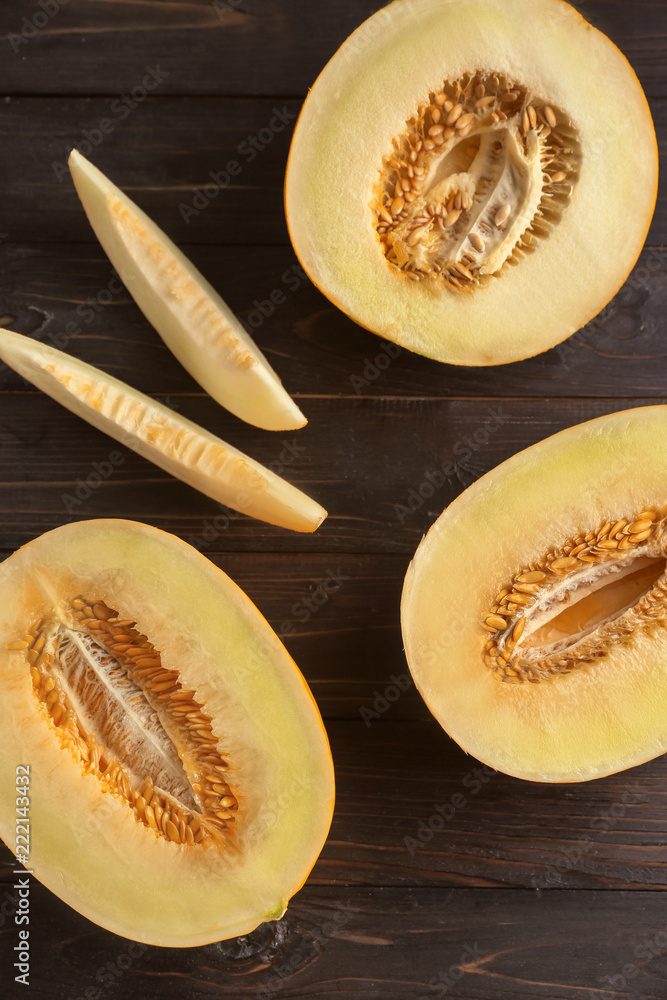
<box><xmin>0</xmin><ymin>520</ymin><xmax>335</xmax><ymax>945</ymax></box>
<box><xmin>402</xmin><ymin>406</ymin><xmax>667</xmax><ymax>782</ymax></box>
<box><xmin>69</xmin><ymin>150</ymin><xmax>306</xmax><ymax>432</ymax></box>
<box><xmin>285</xmin><ymin>0</ymin><xmax>658</xmax><ymax>366</ymax></box>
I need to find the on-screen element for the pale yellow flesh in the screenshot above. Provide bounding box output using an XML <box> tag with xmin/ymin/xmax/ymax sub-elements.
<box><xmin>69</xmin><ymin>150</ymin><xmax>306</xmax><ymax>432</ymax></box>
<box><xmin>285</xmin><ymin>0</ymin><xmax>658</xmax><ymax>366</ymax></box>
<box><xmin>0</xmin><ymin>329</ymin><xmax>326</xmax><ymax>533</ymax></box>
<box><xmin>402</xmin><ymin>406</ymin><xmax>667</xmax><ymax>782</ymax></box>
<box><xmin>0</xmin><ymin>520</ymin><xmax>335</xmax><ymax>946</ymax></box>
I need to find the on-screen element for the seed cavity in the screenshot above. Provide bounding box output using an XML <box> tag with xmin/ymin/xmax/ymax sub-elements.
<box><xmin>13</xmin><ymin>599</ymin><xmax>237</xmax><ymax>846</ymax></box>
<box><xmin>482</xmin><ymin>509</ymin><xmax>667</xmax><ymax>683</ymax></box>
<box><xmin>374</xmin><ymin>72</ymin><xmax>580</xmax><ymax>290</ymax></box>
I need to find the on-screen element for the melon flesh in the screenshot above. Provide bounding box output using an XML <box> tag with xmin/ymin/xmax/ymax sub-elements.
<box><xmin>402</xmin><ymin>406</ymin><xmax>667</xmax><ymax>782</ymax></box>
<box><xmin>0</xmin><ymin>520</ymin><xmax>335</xmax><ymax>946</ymax></box>
<box><xmin>0</xmin><ymin>328</ymin><xmax>326</xmax><ymax>533</ymax></box>
<box><xmin>285</xmin><ymin>0</ymin><xmax>658</xmax><ymax>366</ymax></box>
<box><xmin>69</xmin><ymin>150</ymin><xmax>305</xmax><ymax>432</ymax></box>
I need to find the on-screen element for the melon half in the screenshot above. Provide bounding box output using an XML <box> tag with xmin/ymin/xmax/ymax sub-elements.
<box><xmin>402</xmin><ymin>407</ymin><xmax>667</xmax><ymax>782</ymax></box>
<box><xmin>285</xmin><ymin>0</ymin><xmax>658</xmax><ymax>366</ymax></box>
<box><xmin>0</xmin><ymin>520</ymin><xmax>334</xmax><ymax>945</ymax></box>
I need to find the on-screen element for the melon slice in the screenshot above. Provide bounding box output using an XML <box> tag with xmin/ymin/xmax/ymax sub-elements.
<box><xmin>285</xmin><ymin>0</ymin><xmax>658</xmax><ymax>366</ymax></box>
<box><xmin>0</xmin><ymin>520</ymin><xmax>335</xmax><ymax>946</ymax></box>
<box><xmin>68</xmin><ymin>149</ymin><xmax>305</xmax><ymax>431</ymax></box>
<box><xmin>0</xmin><ymin>329</ymin><xmax>326</xmax><ymax>533</ymax></box>
<box><xmin>402</xmin><ymin>406</ymin><xmax>667</xmax><ymax>782</ymax></box>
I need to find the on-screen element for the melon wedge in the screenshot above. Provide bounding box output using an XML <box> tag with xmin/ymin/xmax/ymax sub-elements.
<box><xmin>0</xmin><ymin>519</ymin><xmax>335</xmax><ymax>945</ymax></box>
<box><xmin>402</xmin><ymin>406</ymin><xmax>667</xmax><ymax>782</ymax></box>
<box><xmin>285</xmin><ymin>0</ymin><xmax>658</xmax><ymax>366</ymax></box>
<box><xmin>0</xmin><ymin>329</ymin><xmax>326</xmax><ymax>533</ymax></box>
<box><xmin>69</xmin><ymin>149</ymin><xmax>305</xmax><ymax>431</ymax></box>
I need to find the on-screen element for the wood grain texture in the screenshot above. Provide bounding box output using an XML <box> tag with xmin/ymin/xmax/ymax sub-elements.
<box><xmin>0</xmin><ymin>880</ymin><xmax>666</xmax><ymax>998</ymax></box>
<box><xmin>0</xmin><ymin>395</ymin><xmax>662</xmax><ymax>552</ymax></box>
<box><xmin>2</xmin><ymin>712</ymin><xmax>666</xmax><ymax>902</ymax></box>
<box><xmin>2</xmin><ymin>596</ymin><xmax>667</xmax><ymax>889</ymax></box>
<box><xmin>0</xmin><ymin>94</ymin><xmax>665</xmax><ymax>245</ymax></box>
<box><xmin>0</xmin><ymin>96</ymin><xmax>295</xmax><ymax>245</ymax></box>
<box><xmin>2</xmin><ymin>243</ymin><xmax>667</xmax><ymax>400</ymax></box>
<box><xmin>0</xmin><ymin>0</ymin><xmax>666</xmax><ymax>996</ymax></box>
<box><xmin>0</xmin><ymin>0</ymin><xmax>664</xmax><ymax>99</ymax></box>
<box><xmin>317</xmin><ymin>722</ymin><xmax>667</xmax><ymax>891</ymax></box>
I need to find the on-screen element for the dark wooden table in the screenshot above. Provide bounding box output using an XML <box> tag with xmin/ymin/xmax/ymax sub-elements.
<box><xmin>1</xmin><ymin>1</ymin><xmax>666</xmax><ymax>997</ymax></box>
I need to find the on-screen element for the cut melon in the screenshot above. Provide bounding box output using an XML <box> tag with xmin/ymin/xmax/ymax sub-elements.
<box><xmin>69</xmin><ymin>150</ymin><xmax>305</xmax><ymax>431</ymax></box>
<box><xmin>285</xmin><ymin>0</ymin><xmax>658</xmax><ymax>366</ymax></box>
<box><xmin>0</xmin><ymin>328</ymin><xmax>326</xmax><ymax>533</ymax></box>
<box><xmin>402</xmin><ymin>406</ymin><xmax>667</xmax><ymax>782</ymax></box>
<box><xmin>0</xmin><ymin>519</ymin><xmax>335</xmax><ymax>945</ymax></box>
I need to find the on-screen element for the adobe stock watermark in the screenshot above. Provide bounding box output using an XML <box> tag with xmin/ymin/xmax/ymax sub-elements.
<box><xmin>596</xmin><ymin>923</ymin><xmax>667</xmax><ymax>998</ymax></box>
<box><xmin>404</xmin><ymin>764</ymin><xmax>496</xmax><ymax>857</ymax></box>
<box><xmin>44</xmin><ymin>268</ymin><xmax>127</xmax><ymax>358</ymax></box>
<box><xmin>178</xmin><ymin>107</ymin><xmax>297</xmax><ymax>224</ymax></box>
<box><xmin>543</xmin><ymin>784</ymin><xmax>643</xmax><ymax>883</ymax></box>
<box><xmin>8</xmin><ymin>0</ymin><xmax>71</xmax><ymax>53</ymax></box>
<box><xmin>247</xmin><ymin>768</ymin><xmax>325</xmax><ymax>855</ymax></box>
<box><xmin>66</xmin><ymin>941</ymin><xmax>148</xmax><ymax>1000</ymax></box>
<box><xmin>241</xmin><ymin>264</ymin><xmax>309</xmax><ymax>333</ymax></box>
<box><xmin>340</xmin><ymin>3</ymin><xmax>396</xmax><ymax>66</ymax></box>
<box><xmin>51</xmin><ymin>66</ymin><xmax>170</xmax><ymax>181</ymax></box>
<box><xmin>257</xmin><ymin>899</ymin><xmax>354</xmax><ymax>999</ymax></box>
<box><xmin>61</xmin><ymin>450</ymin><xmax>125</xmax><ymax>515</ymax></box>
<box><xmin>185</xmin><ymin>438</ymin><xmax>308</xmax><ymax>551</ymax></box>
<box><xmin>394</xmin><ymin>406</ymin><xmax>509</xmax><ymax>523</ymax></box>
<box><xmin>350</xmin><ymin>340</ymin><xmax>402</xmax><ymax>394</ymax></box>
<box><xmin>619</xmin><ymin>245</ymin><xmax>667</xmax><ymax>299</ymax></box>
<box><xmin>360</xmin><ymin>672</ymin><xmax>412</xmax><ymax>727</ymax></box>
<box><xmin>58</xmin><ymin>397</ymin><xmax>181</xmax><ymax>515</ymax></box>
<box><xmin>276</xmin><ymin>566</ymin><xmax>350</xmax><ymax>639</ymax></box>
<box><xmin>557</xmin><ymin>247</ymin><xmax>667</xmax><ymax>365</ymax></box>
<box><xmin>555</xmin><ymin>302</ymin><xmax>617</xmax><ymax>365</ymax></box>
<box><xmin>0</xmin><ymin>268</ymin><xmax>127</xmax><ymax>380</ymax></box>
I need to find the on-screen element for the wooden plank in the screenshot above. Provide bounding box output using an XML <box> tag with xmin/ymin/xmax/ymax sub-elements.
<box><xmin>0</xmin><ymin>881</ymin><xmax>666</xmax><ymax>998</ymax></box>
<box><xmin>1</xmin><ymin>716</ymin><xmax>666</xmax><ymax>891</ymax></box>
<box><xmin>3</xmin><ymin>243</ymin><xmax>667</xmax><ymax>400</ymax></box>
<box><xmin>0</xmin><ymin>0</ymin><xmax>665</xmax><ymax>996</ymax></box>
<box><xmin>0</xmin><ymin>95</ymin><xmax>666</xmax><ymax>245</ymax></box>
<box><xmin>0</xmin><ymin>96</ymin><xmax>295</xmax><ymax>246</ymax></box>
<box><xmin>0</xmin><ymin>395</ymin><xmax>660</xmax><ymax>552</ymax></box>
<box><xmin>0</xmin><ymin>0</ymin><xmax>664</xmax><ymax>99</ymax></box>
<box><xmin>212</xmin><ymin>553</ymin><xmax>412</xmax><ymax>719</ymax></box>
<box><xmin>318</xmin><ymin>720</ymin><xmax>667</xmax><ymax>891</ymax></box>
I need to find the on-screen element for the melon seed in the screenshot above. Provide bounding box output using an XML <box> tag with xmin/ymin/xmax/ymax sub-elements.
<box><xmin>481</xmin><ymin>508</ymin><xmax>667</xmax><ymax>684</ymax></box>
<box><xmin>375</xmin><ymin>72</ymin><xmax>580</xmax><ymax>288</ymax></box>
<box><xmin>21</xmin><ymin>598</ymin><xmax>240</xmax><ymax>849</ymax></box>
